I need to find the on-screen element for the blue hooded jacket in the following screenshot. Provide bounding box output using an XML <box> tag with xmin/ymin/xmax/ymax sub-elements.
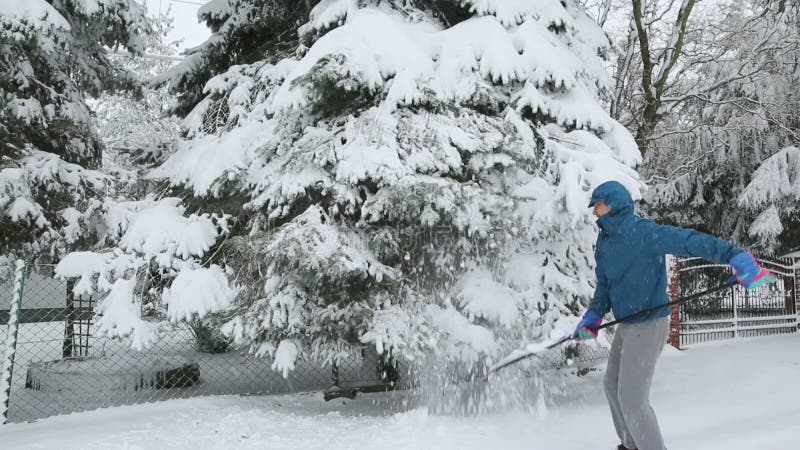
<box><xmin>587</xmin><ymin>181</ymin><xmax>744</xmax><ymax>323</ymax></box>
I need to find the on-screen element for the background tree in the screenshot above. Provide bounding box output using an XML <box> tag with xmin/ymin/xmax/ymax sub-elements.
<box><xmin>631</xmin><ymin>0</ymin><xmax>696</xmax><ymax>156</ymax></box>
<box><xmin>581</xmin><ymin>0</ymin><xmax>798</xmax><ymax>253</ymax></box>
<box><xmin>0</xmin><ymin>0</ymin><xmax>149</xmax><ymax>260</ymax></box>
<box><xmin>89</xmin><ymin>11</ymin><xmax>183</xmax><ymax>198</ymax></box>
<box><xmin>641</xmin><ymin>1</ymin><xmax>800</xmax><ymax>254</ymax></box>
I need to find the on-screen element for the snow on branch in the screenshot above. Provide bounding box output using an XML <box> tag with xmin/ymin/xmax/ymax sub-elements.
<box><xmin>146</xmin><ymin>123</ymin><xmax>266</xmax><ymax>196</ymax></box>
<box><xmin>425</xmin><ymin>303</ymin><xmax>496</xmax><ymax>363</ymax></box>
<box><xmin>55</xmin><ymin>251</ymin><xmax>114</xmax><ymax>296</ymax></box>
<box><xmin>739</xmin><ymin>146</ymin><xmax>800</xmax><ymax>247</ymax></box>
<box><xmin>164</xmin><ymin>265</ymin><xmax>237</xmax><ymax>323</ymax></box>
<box><xmin>739</xmin><ymin>146</ymin><xmax>800</xmax><ymax>208</ymax></box>
<box><xmin>453</xmin><ymin>268</ymin><xmax>519</xmax><ymax>326</ymax></box>
<box><xmin>0</xmin><ymin>149</ymin><xmax>108</xmax><ymax>229</ymax></box>
<box><xmin>458</xmin><ymin>0</ymin><xmax>573</xmax><ymax>27</ymax></box>
<box><xmin>748</xmin><ymin>205</ymin><xmax>783</xmax><ymax>241</ymax></box>
<box><xmin>0</xmin><ymin>0</ymin><xmax>70</xmax><ymax>31</ymax></box>
<box><xmin>118</xmin><ymin>197</ymin><xmax>224</xmax><ymax>263</ymax></box>
<box><xmin>94</xmin><ymin>278</ymin><xmax>159</xmax><ymax>351</ymax></box>
<box><xmin>360</xmin><ymin>302</ymin><xmax>428</xmax><ymax>358</ymax></box>
<box><xmin>299</xmin><ymin>0</ymin><xmax>357</xmax><ymax>36</ymax></box>
<box><xmin>271</xmin><ymin>339</ymin><xmax>299</xmax><ymax>378</ymax></box>
<box><xmin>266</xmin><ymin>205</ymin><xmax>399</xmax><ymax>284</ymax></box>
<box><xmin>270</xmin><ymin>6</ymin><xmax>604</xmax><ymax>115</ymax></box>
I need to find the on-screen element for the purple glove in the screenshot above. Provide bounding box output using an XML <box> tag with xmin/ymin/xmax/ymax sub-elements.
<box><xmin>730</xmin><ymin>252</ymin><xmax>777</xmax><ymax>289</ymax></box>
<box><xmin>573</xmin><ymin>310</ymin><xmax>602</xmax><ymax>340</ymax></box>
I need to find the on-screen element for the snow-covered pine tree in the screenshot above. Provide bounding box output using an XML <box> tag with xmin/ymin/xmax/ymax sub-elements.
<box><xmin>0</xmin><ymin>0</ymin><xmax>148</xmax><ymax>260</ymax></box>
<box><xmin>153</xmin><ymin>0</ymin><xmax>312</xmax><ymax>117</ymax></box>
<box><xmin>141</xmin><ymin>0</ymin><xmax>642</xmax><ymax>374</ymax></box>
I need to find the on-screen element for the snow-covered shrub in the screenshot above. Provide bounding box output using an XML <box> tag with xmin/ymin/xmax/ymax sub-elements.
<box><xmin>188</xmin><ymin>314</ymin><xmax>234</xmax><ymax>354</ymax></box>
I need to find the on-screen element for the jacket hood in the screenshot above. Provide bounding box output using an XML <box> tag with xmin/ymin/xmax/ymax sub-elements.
<box><xmin>590</xmin><ymin>181</ymin><xmax>634</xmax><ymax>231</ymax></box>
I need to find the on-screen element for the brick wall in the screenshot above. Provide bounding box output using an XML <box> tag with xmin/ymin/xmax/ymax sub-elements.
<box><xmin>668</xmin><ymin>255</ymin><xmax>682</xmax><ymax>348</ymax></box>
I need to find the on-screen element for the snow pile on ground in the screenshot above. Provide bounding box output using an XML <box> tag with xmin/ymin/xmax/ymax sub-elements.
<box><xmin>1</xmin><ymin>333</ymin><xmax>798</xmax><ymax>449</ymax></box>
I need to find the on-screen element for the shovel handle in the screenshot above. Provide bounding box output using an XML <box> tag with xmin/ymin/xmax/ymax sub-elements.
<box><xmin>596</xmin><ymin>278</ymin><xmax>737</xmax><ymax>331</ymax></box>
<box><xmin>489</xmin><ymin>279</ymin><xmax>737</xmax><ymax>375</ymax></box>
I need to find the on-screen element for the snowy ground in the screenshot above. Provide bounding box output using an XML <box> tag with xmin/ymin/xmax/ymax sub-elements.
<box><xmin>2</xmin><ymin>333</ymin><xmax>799</xmax><ymax>449</ymax></box>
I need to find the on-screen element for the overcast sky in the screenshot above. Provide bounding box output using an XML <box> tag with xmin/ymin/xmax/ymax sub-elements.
<box><xmin>141</xmin><ymin>0</ymin><xmax>211</xmax><ymax>52</ymax></box>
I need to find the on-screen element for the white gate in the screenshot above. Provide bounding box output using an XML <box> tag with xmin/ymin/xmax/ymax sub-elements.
<box><xmin>676</xmin><ymin>256</ymin><xmax>798</xmax><ymax>347</ymax></box>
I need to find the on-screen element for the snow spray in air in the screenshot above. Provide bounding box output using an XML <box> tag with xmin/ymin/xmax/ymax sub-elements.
<box><xmin>410</xmin><ymin>347</ymin><xmax>569</xmax><ymax>417</ymax></box>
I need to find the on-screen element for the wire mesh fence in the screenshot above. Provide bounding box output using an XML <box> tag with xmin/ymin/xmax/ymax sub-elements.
<box><xmin>0</xmin><ymin>262</ymin><xmax>392</xmax><ymax>423</ymax></box>
<box><xmin>0</xmin><ymin>261</ymin><xmax>611</xmax><ymax>423</ymax></box>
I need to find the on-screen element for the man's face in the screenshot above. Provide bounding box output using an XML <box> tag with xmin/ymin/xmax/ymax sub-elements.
<box><xmin>593</xmin><ymin>200</ymin><xmax>612</xmax><ymax>218</ymax></box>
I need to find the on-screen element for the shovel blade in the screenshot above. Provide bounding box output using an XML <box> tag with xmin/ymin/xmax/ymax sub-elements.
<box><xmin>489</xmin><ymin>336</ymin><xmax>572</xmax><ymax>375</ymax></box>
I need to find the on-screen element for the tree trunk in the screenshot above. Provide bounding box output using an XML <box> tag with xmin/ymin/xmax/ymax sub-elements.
<box><xmin>635</xmin><ymin>100</ymin><xmax>660</xmax><ymax>157</ymax></box>
<box><xmin>631</xmin><ymin>0</ymin><xmax>697</xmax><ymax>158</ymax></box>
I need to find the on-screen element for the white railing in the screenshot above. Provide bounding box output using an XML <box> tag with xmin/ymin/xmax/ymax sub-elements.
<box><xmin>676</xmin><ymin>255</ymin><xmax>799</xmax><ymax>346</ymax></box>
<box><xmin>680</xmin><ymin>314</ymin><xmax>797</xmax><ymax>336</ymax></box>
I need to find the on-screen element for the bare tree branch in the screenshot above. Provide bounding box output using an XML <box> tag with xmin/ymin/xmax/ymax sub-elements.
<box><xmin>645</xmin><ymin>148</ymin><xmax>715</xmax><ymax>183</ymax></box>
<box><xmin>632</xmin><ymin>0</ymin><xmax>697</xmax><ymax>156</ymax></box>
<box><xmin>632</xmin><ymin>0</ymin><xmax>655</xmax><ymax>98</ymax></box>
<box><xmin>598</xmin><ymin>0</ymin><xmax>613</xmax><ymax>27</ymax></box>
<box><xmin>653</xmin><ymin>0</ymin><xmax>697</xmax><ymax>95</ymax></box>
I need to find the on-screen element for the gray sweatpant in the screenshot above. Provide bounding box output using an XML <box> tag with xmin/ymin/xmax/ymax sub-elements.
<box><xmin>603</xmin><ymin>316</ymin><xmax>670</xmax><ymax>450</ymax></box>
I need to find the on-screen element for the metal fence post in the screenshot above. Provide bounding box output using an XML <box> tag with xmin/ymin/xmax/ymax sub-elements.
<box><xmin>732</xmin><ymin>284</ymin><xmax>739</xmax><ymax>339</ymax></box>
<box><xmin>1</xmin><ymin>260</ymin><xmax>26</xmax><ymax>424</ymax></box>
<box><xmin>795</xmin><ymin>258</ymin><xmax>800</xmax><ymax>328</ymax></box>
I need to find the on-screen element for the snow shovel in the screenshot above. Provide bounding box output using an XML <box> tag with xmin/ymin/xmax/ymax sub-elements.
<box><xmin>487</xmin><ymin>278</ymin><xmax>738</xmax><ymax>377</ymax></box>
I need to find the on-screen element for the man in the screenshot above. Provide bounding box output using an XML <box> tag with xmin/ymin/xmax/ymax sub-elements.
<box><xmin>573</xmin><ymin>181</ymin><xmax>776</xmax><ymax>450</ymax></box>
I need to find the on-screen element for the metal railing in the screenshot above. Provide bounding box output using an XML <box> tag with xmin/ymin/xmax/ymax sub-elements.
<box><xmin>677</xmin><ymin>256</ymin><xmax>799</xmax><ymax>346</ymax></box>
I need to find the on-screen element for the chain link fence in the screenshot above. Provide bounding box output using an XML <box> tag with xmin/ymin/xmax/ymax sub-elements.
<box><xmin>0</xmin><ymin>261</ymin><xmax>610</xmax><ymax>423</ymax></box>
<box><xmin>0</xmin><ymin>262</ymin><xmax>393</xmax><ymax>423</ymax></box>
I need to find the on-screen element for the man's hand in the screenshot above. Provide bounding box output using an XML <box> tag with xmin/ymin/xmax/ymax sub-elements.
<box><xmin>573</xmin><ymin>310</ymin><xmax>602</xmax><ymax>340</ymax></box>
<box><xmin>730</xmin><ymin>252</ymin><xmax>777</xmax><ymax>289</ymax></box>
